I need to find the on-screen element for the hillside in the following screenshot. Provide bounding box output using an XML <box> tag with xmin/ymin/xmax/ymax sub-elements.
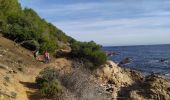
<box><xmin>0</xmin><ymin>33</ymin><xmax>75</xmax><ymax>100</ymax></box>
<box><xmin>0</xmin><ymin>33</ymin><xmax>109</xmax><ymax>100</ymax></box>
<box><xmin>0</xmin><ymin>33</ymin><xmax>45</xmax><ymax>100</ymax></box>
<box><xmin>0</xmin><ymin>0</ymin><xmax>74</xmax><ymax>53</ymax></box>
<box><xmin>0</xmin><ymin>34</ymin><xmax>170</xmax><ymax>100</ymax></box>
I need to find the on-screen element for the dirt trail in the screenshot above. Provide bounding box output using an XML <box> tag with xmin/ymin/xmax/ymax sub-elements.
<box><xmin>0</xmin><ymin>34</ymin><xmax>72</xmax><ymax>100</ymax></box>
<box><xmin>19</xmin><ymin>58</ymin><xmax>72</xmax><ymax>100</ymax></box>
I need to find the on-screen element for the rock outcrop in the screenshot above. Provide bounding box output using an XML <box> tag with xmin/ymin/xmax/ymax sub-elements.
<box><xmin>118</xmin><ymin>57</ymin><xmax>132</xmax><ymax>66</ymax></box>
<box><xmin>95</xmin><ymin>60</ymin><xmax>170</xmax><ymax>100</ymax></box>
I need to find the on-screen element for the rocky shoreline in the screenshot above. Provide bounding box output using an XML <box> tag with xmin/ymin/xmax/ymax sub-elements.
<box><xmin>95</xmin><ymin>60</ymin><xmax>170</xmax><ymax>100</ymax></box>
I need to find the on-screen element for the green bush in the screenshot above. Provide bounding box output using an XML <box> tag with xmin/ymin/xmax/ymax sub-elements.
<box><xmin>70</xmin><ymin>41</ymin><xmax>107</xmax><ymax>69</ymax></box>
<box><xmin>40</xmin><ymin>80</ymin><xmax>62</xmax><ymax>97</ymax></box>
<box><xmin>36</xmin><ymin>67</ymin><xmax>62</xmax><ymax>97</ymax></box>
<box><xmin>39</xmin><ymin>40</ymin><xmax>58</xmax><ymax>53</ymax></box>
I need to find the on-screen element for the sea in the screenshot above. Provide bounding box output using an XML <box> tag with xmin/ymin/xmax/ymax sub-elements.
<box><xmin>103</xmin><ymin>44</ymin><xmax>170</xmax><ymax>79</ymax></box>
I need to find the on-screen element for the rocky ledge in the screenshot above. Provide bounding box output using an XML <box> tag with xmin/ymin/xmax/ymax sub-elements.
<box><xmin>95</xmin><ymin>60</ymin><xmax>170</xmax><ymax>100</ymax></box>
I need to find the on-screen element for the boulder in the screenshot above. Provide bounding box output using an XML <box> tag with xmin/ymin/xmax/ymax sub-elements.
<box><xmin>118</xmin><ymin>57</ymin><xmax>132</xmax><ymax>66</ymax></box>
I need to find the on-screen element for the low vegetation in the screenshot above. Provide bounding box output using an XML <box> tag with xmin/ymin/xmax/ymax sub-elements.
<box><xmin>70</xmin><ymin>41</ymin><xmax>107</xmax><ymax>69</ymax></box>
<box><xmin>36</xmin><ymin>67</ymin><xmax>62</xmax><ymax>97</ymax></box>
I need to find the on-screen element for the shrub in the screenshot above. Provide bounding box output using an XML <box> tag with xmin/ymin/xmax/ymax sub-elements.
<box><xmin>40</xmin><ymin>80</ymin><xmax>62</xmax><ymax>97</ymax></box>
<box><xmin>39</xmin><ymin>40</ymin><xmax>58</xmax><ymax>53</ymax></box>
<box><xmin>21</xmin><ymin>40</ymin><xmax>40</xmax><ymax>50</ymax></box>
<box><xmin>10</xmin><ymin>91</ymin><xmax>17</xmax><ymax>98</ymax></box>
<box><xmin>70</xmin><ymin>41</ymin><xmax>107</xmax><ymax>69</ymax></box>
<box><xmin>36</xmin><ymin>67</ymin><xmax>62</xmax><ymax>97</ymax></box>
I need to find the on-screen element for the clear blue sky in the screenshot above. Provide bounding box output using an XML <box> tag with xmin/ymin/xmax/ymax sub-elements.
<box><xmin>19</xmin><ymin>0</ymin><xmax>170</xmax><ymax>46</ymax></box>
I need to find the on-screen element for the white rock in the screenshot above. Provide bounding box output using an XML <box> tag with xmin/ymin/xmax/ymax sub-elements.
<box><xmin>106</xmin><ymin>60</ymin><xmax>117</xmax><ymax>67</ymax></box>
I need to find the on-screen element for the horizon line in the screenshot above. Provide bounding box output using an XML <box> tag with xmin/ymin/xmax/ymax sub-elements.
<box><xmin>103</xmin><ymin>43</ymin><xmax>170</xmax><ymax>47</ymax></box>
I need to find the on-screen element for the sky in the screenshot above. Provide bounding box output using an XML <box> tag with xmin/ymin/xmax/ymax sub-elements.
<box><xmin>19</xmin><ymin>0</ymin><xmax>170</xmax><ymax>46</ymax></box>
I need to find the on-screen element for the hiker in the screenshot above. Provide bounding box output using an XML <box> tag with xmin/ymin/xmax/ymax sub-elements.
<box><xmin>34</xmin><ymin>50</ymin><xmax>39</xmax><ymax>60</ymax></box>
<box><xmin>44</xmin><ymin>50</ymin><xmax>50</xmax><ymax>63</ymax></box>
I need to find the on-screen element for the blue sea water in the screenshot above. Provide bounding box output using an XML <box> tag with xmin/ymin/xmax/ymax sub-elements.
<box><xmin>103</xmin><ymin>44</ymin><xmax>170</xmax><ymax>78</ymax></box>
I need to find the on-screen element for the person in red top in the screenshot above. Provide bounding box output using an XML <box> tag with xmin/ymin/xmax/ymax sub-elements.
<box><xmin>44</xmin><ymin>50</ymin><xmax>50</xmax><ymax>63</ymax></box>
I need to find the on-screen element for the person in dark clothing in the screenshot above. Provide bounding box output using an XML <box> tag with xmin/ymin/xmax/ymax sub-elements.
<box><xmin>34</xmin><ymin>50</ymin><xmax>39</xmax><ymax>60</ymax></box>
